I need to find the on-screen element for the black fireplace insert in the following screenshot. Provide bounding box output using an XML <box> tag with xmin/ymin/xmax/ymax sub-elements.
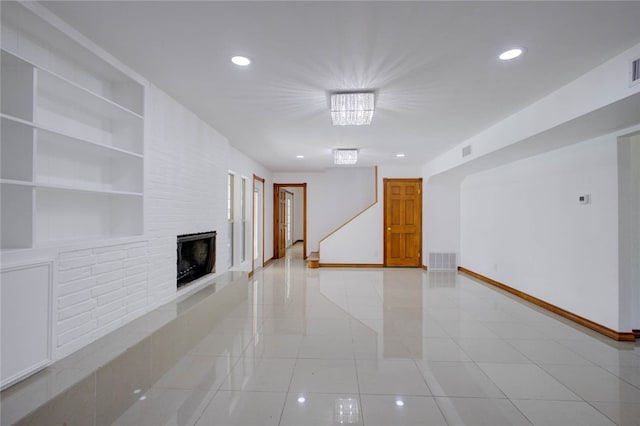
<box><xmin>177</xmin><ymin>231</ymin><xmax>216</xmax><ymax>288</ymax></box>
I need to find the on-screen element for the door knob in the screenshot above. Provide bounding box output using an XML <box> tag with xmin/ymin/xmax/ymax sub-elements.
<box><xmin>387</xmin><ymin>227</ymin><xmax>391</xmax><ymax>231</ymax></box>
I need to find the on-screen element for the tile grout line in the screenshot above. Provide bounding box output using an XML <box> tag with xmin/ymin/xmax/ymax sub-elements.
<box><xmin>581</xmin><ymin>399</ymin><xmax>624</xmax><ymax>426</ymax></box>
<box><xmin>449</xmin><ymin>328</ymin><xmax>535</xmax><ymax>424</ymax></box>
<box><xmin>410</xmin><ymin>357</ymin><xmax>452</xmax><ymax>425</ymax></box>
<box><xmin>352</xmin><ymin>344</ymin><xmax>364</xmax><ymax>425</ymax></box>
<box><xmin>276</xmin><ymin>336</ymin><xmax>301</xmax><ymax>426</ymax></box>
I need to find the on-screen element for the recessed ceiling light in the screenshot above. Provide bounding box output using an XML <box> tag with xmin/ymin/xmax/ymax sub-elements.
<box><xmin>395</xmin><ymin>400</ymin><xmax>405</xmax><ymax>407</ymax></box>
<box><xmin>231</xmin><ymin>56</ymin><xmax>251</xmax><ymax>66</ymax></box>
<box><xmin>499</xmin><ymin>48</ymin><xmax>524</xmax><ymax>61</ymax></box>
<box><xmin>297</xmin><ymin>396</ymin><xmax>306</xmax><ymax>403</ymax></box>
<box><xmin>396</xmin><ymin>153</ymin><xmax>405</xmax><ymax>158</ymax></box>
<box><xmin>296</xmin><ymin>155</ymin><xmax>304</xmax><ymax>159</ymax></box>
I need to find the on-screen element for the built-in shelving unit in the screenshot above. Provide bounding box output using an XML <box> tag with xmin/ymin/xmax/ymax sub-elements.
<box><xmin>1</xmin><ymin>2</ymin><xmax>145</xmax><ymax>250</ymax></box>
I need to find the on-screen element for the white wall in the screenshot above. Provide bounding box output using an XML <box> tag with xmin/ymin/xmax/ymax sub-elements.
<box><xmin>419</xmin><ymin>42</ymin><xmax>640</xmax><ymax>333</ymax></box>
<box><xmin>320</xmin><ymin>165</ymin><xmax>421</xmax><ymax>264</ymax></box>
<box><xmin>460</xmin><ymin>133</ymin><xmax>621</xmax><ymax>330</ymax></box>
<box><xmin>273</xmin><ymin>168</ymin><xmax>376</xmax><ymax>256</ymax></box>
<box><xmin>229</xmin><ymin>147</ymin><xmax>273</xmax><ymax>269</ymax></box>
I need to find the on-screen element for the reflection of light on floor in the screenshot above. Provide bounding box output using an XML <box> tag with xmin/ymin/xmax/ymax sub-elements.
<box><xmin>285</xmin><ymin>258</ymin><xmax>291</xmax><ymax>301</ymax></box>
<box><xmin>252</xmin><ymin>278</ymin><xmax>260</xmax><ymax>345</ymax></box>
<box><xmin>426</xmin><ymin>271</ymin><xmax>458</xmax><ymax>288</ymax></box>
<box><xmin>334</xmin><ymin>398</ymin><xmax>360</xmax><ymax>424</ymax></box>
<box><xmin>284</xmin><ymin>242</ymin><xmax>303</xmax><ymax>301</ymax></box>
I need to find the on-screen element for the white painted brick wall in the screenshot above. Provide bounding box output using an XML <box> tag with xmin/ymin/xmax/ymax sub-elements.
<box><xmin>56</xmin><ymin>241</ymin><xmax>149</xmax><ymax>356</ymax></box>
<box><xmin>144</xmin><ymin>86</ymin><xmax>231</xmax><ymax>307</ymax></box>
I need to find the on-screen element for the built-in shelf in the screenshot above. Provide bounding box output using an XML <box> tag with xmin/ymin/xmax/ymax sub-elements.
<box><xmin>1</xmin><ymin>179</ymin><xmax>143</xmax><ymax>196</ymax></box>
<box><xmin>35</xmin><ymin>188</ymin><xmax>143</xmax><ymax>245</ymax></box>
<box><xmin>1</xmin><ymin>1</ymin><xmax>144</xmax><ymax>115</ymax></box>
<box><xmin>33</xmin><ymin>182</ymin><xmax>143</xmax><ymax>197</ymax></box>
<box><xmin>1</xmin><ymin>51</ymin><xmax>34</xmax><ymax>120</ymax></box>
<box><xmin>0</xmin><ymin>179</ymin><xmax>35</xmax><ymax>187</ymax></box>
<box><xmin>1</xmin><ymin>184</ymin><xmax>33</xmax><ymax>249</ymax></box>
<box><xmin>36</xmin><ymin>60</ymin><xmax>143</xmax><ymax>119</ymax></box>
<box><xmin>1</xmin><ymin>114</ymin><xmax>143</xmax><ymax>159</ymax></box>
<box><xmin>35</xmin><ymin>127</ymin><xmax>143</xmax><ymax>194</ymax></box>
<box><xmin>1</xmin><ymin>2</ymin><xmax>145</xmax><ymax>251</ymax></box>
<box><xmin>35</xmin><ymin>67</ymin><xmax>143</xmax><ymax>155</ymax></box>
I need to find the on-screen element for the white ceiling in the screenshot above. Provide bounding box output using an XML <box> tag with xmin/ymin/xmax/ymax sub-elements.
<box><xmin>43</xmin><ymin>1</ymin><xmax>640</xmax><ymax>172</ymax></box>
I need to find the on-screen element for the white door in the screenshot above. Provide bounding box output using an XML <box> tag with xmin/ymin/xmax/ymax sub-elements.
<box><xmin>285</xmin><ymin>191</ymin><xmax>293</xmax><ymax>248</ymax></box>
<box><xmin>253</xmin><ymin>181</ymin><xmax>263</xmax><ymax>270</ymax></box>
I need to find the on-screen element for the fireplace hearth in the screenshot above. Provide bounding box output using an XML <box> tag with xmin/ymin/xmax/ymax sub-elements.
<box><xmin>177</xmin><ymin>231</ymin><xmax>216</xmax><ymax>288</ymax></box>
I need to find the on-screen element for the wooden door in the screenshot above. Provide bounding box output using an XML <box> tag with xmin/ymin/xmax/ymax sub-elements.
<box><xmin>276</xmin><ymin>188</ymin><xmax>287</xmax><ymax>258</ymax></box>
<box><xmin>384</xmin><ymin>178</ymin><xmax>422</xmax><ymax>267</ymax></box>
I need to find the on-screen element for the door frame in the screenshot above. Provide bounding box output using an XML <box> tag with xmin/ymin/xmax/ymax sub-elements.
<box><xmin>273</xmin><ymin>183</ymin><xmax>307</xmax><ymax>260</ymax></box>
<box><xmin>383</xmin><ymin>178</ymin><xmax>423</xmax><ymax>267</ymax></box>
<box><xmin>250</xmin><ymin>174</ymin><xmax>265</xmax><ymax>277</ymax></box>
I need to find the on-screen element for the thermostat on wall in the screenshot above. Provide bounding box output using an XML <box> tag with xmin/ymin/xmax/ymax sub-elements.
<box><xmin>578</xmin><ymin>194</ymin><xmax>590</xmax><ymax>204</ymax></box>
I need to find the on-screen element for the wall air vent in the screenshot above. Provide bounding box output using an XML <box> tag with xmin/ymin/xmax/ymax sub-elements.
<box><xmin>632</xmin><ymin>58</ymin><xmax>640</xmax><ymax>86</ymax></box>
<box><xmin>462</xmin><ymin>145</ymin><xmax>472</xmax><ymax>157</ymax></box>
<box><xmin>428</xmin><ymin>252</ymin><xmax>457</xmax><ymax>270</ymax></box>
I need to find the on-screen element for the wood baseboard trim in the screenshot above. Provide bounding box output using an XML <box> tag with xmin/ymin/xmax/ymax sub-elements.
<box><xmin>263</xmin><ymin>257</ymin><xmax>274</xmax><ymax>268</ymax></box>
<box><xmin>458</xmin><ymin>266</ymin><xmax>636</xmax><ymax>342</ymax></box>
<box><xmin>307</xmin><ymin>252</ymin><xmax>319</xmax><ymax>268</ymax></box>
<box><xmin>319</xmin><ymin>263</ymin><xmax>384</xmax><ymax>268</ymax></box>
<box><xmin>421</xmin><ymin>265</ymin><xmax>428</xmax><ymax>270</ymax></box>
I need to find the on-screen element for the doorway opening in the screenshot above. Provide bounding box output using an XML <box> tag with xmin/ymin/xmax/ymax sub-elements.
<box><xmin>251</xmin><ymin>175</ymin><xmax>265</xmax><ymax>277</ymax></box>
<box><xmin>273</xmin><ymin>183</ymin><xmax>307</xmax><ymax>260</ymax></box>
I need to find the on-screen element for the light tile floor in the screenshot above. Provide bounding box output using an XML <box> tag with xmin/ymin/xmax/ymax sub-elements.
<box><xmin>113</xmin><ymin>243</ymin><xmax>640</xmax><ymax>425</ymax></box>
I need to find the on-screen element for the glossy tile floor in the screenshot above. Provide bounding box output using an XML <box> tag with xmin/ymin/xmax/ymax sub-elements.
<box><xmin>112</xmin><ymin>243</ymin><xmax>640</xmax><ymax>426</ymax></box>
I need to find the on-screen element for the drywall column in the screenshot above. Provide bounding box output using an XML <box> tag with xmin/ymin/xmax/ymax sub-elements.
<box><xmin>422</xmin><ymin>181</ymin><xmax>461</xmax><ymax>266</ymax></box>
<box><xmin>618</xmin><ymin>133</ymin><xmax>640</xmax><ymax>330</ymax></box>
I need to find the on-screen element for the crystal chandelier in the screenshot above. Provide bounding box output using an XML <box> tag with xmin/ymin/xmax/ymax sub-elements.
<box><xmin>334</xmin><ymin>149</ymin><xmax>358</xmax><ymax>165</ymax></box>
<box><xmin>330</xmin><ymin>92</ymin><xmax>375</xmax><ymax>126</ymax></box>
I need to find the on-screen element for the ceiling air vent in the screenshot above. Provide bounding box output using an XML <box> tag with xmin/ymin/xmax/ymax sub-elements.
<box><xmin>632</xmin><ymin>57</ymin><xmax>640</xmax><ymax>86</ymax></box>
<box><xmin>462</xmin><ymin>145</ymin><xmax>472</xmax><ymax>157</ymax></box>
